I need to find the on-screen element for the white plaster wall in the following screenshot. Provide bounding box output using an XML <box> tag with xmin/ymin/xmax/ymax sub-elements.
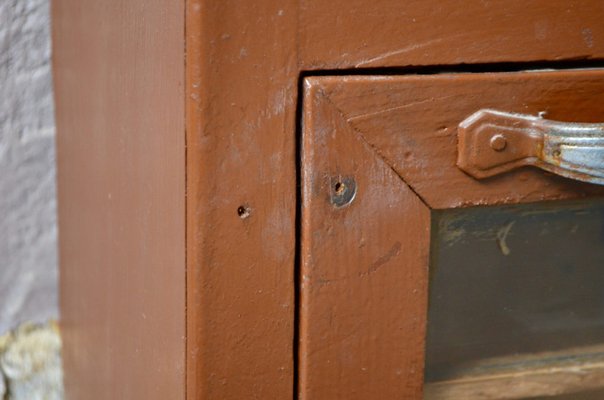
<box><xmin>0</xmin><ymin>0</ymin><xmax>58</xmax><ymax>334</ymax></box>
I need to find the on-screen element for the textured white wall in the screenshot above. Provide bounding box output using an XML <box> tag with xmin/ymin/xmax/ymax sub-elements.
<box><xmin>0</xmin><ymin>0</ymin><xmax>58</xmax><ymax>334</ymax></box>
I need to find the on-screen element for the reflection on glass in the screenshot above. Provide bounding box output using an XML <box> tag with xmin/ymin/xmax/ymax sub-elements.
<box><xmin>425</xmin><ymin>199</ymin><xmax>604</xmax><ymax>399</ymax></box>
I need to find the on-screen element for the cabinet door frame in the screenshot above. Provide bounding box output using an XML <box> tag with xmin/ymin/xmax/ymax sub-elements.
<box><xmin>184</xmin><ymin>2</ymin><xmax>604</xmax><ymax>399</ymax></box>
<box><xmin>299</xmin><ymin>71</ymin><xmax>604</xmax><ymax>399</ymax></box>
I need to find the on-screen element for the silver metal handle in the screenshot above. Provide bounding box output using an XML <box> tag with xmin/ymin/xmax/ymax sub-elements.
<box><xmin>457</xmin><ymin>109</ymin><xmax>604</xmax><ymax>185</ymax></box>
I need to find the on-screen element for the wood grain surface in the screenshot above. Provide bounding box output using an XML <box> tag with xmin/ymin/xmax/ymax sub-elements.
<box><xmin>300</xmin><ymin>0</ymin><xmax>604</xmax><ymax>69</ymax></box>
<box><xmin>300</xmin><ymin>78</ymin><xmax>431</xmax><ymax>399</ymax></box>
<box><xmin>52</xmin><ymin>0</ymin><xmax>186</xmax><ymax>398</ymax></box>
<box><xmin>321</xmin><ymin>70</ymin><xmax>604</xmax><ymax>209</ymax></box>
<box><xmin>185</xmin><ymin>1</ymin><xmax>298</xmax><ymax>399</ymax></box>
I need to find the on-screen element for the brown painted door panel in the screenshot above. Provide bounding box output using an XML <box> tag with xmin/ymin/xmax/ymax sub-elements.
<box><xmin>300</xmin><ymin>70</ymin><xmax>604</xmax><ymax>399</ymax></box>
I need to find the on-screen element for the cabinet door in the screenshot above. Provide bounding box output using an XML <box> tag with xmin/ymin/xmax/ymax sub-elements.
<box><xmin>300</xmin><ymin>70</ymin><xmax>604</xmax><ymax>399</ymax></box>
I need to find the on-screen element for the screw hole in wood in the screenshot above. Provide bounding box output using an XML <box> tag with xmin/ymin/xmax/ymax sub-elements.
<box><xmin>237</xmin><ymin>205</ymin><xmax>251</xmax><ymax>219</ymax></box>
<box><xmin>330</xmin><ymin>176</ymin><xmax>357</xmax><ymax>208</ymax></box>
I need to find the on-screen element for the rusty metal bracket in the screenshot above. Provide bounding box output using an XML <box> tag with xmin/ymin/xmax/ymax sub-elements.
<box><xmin>457</xmin><ymin>109</ymin><xmax>604</xmax><ymax>185</ymax></box>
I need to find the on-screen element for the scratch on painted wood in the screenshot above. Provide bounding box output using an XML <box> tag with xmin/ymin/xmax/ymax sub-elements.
<box><xmin>346</xmin><ymin>95</ymin><xmax>457</xmax><ymax>123</ymax></box>
<box><xmin>359</xmin><ymin>242</ymin><xmax>402</xmax><ymax>278</ymax></box>
<box><xmin>354</xmin><ymin>38</ymin><xmax>444</xmax><ymax>67</ymax></box>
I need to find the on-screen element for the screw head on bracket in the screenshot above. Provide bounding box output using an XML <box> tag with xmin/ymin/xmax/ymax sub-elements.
<box><xmin>489</xmin><ymin>134</ymin><xmax>507</xmax><ymax>151</ymax></box>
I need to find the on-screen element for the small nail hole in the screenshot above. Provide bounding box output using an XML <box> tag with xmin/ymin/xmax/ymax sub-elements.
<box><xmin>237</xmin><ymin>205</ymin><xmax>251</xmax><ymax>219</ymax></box>
<box><xmin>334</xmin><ymin>182</ymin><xmax>346</xmax><ymax>195</ymax></box>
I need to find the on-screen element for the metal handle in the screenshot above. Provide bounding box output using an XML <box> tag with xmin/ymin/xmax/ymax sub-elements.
<box><xmin>457</xmin><ymin>109</ymin><xmax>604</xmax><ymax>185</ymax></box>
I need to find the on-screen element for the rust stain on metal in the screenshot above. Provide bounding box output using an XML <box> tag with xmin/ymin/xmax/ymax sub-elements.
<box><xmin>457</xmin><ymin>109</ymin><xmax>604</xmax><ymax>186</ymax></box>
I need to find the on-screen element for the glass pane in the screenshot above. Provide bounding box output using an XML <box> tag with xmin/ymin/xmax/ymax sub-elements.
<box><xmin>425</xmin><ymin>198</ymin><xmax>604</xmax><ymax>398</ymax></box>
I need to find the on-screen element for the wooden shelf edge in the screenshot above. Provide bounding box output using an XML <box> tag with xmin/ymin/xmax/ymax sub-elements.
<box><xmin>425</xmin><ymin>358</ymin><xmax>604</xmax><ymax>400</ymax></box>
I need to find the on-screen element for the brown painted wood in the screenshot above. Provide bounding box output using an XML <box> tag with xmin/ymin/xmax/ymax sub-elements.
<box><xmin>301</xmin><ymin>70</ymin><xmax>604</xmax><ymax>398</ymax></box>
<box><xmin>300</xmin><ymin>0</ymin><xmax>604</xmax><ymax>69</ymax></box>
<box><xmin>300</xmin><ymin>78</ymin><xmax>431</xmax><ymax>399</ymax></box>
<box><xmin>52</xmin><ymin>0</ymin><xmax>186</xmax><ymax>398</ymax></box>
<box><xmin>53</xmin><ymin>0</ymin><xmax>604</xmax><ymax>398</ymax></box>
<box><xmin>185</xmin><ymin>1</ymin><xmax>298</xmax><ymax>399</ymax></box>
<box><xmin>321</xmin><ymin>70</ymin><xmax>604</xmax><ymax>209</ymax></box>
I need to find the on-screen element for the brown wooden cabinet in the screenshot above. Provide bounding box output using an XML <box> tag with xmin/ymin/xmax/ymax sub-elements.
<box><xmin>301</xmin><ymin>71</ymin><xmax>604</xmax><ymax>399</ymax></box>
<box><xmin>53</xmin><ymin>1</ymin><xmax>604</xmax><ymax>399</ymax></box>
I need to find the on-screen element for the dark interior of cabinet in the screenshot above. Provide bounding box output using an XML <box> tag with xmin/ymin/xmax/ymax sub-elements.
<box><xmin>424</xmin><ymin>198</ymin><xmax>604</xmax><ymax>399</ymax></box>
